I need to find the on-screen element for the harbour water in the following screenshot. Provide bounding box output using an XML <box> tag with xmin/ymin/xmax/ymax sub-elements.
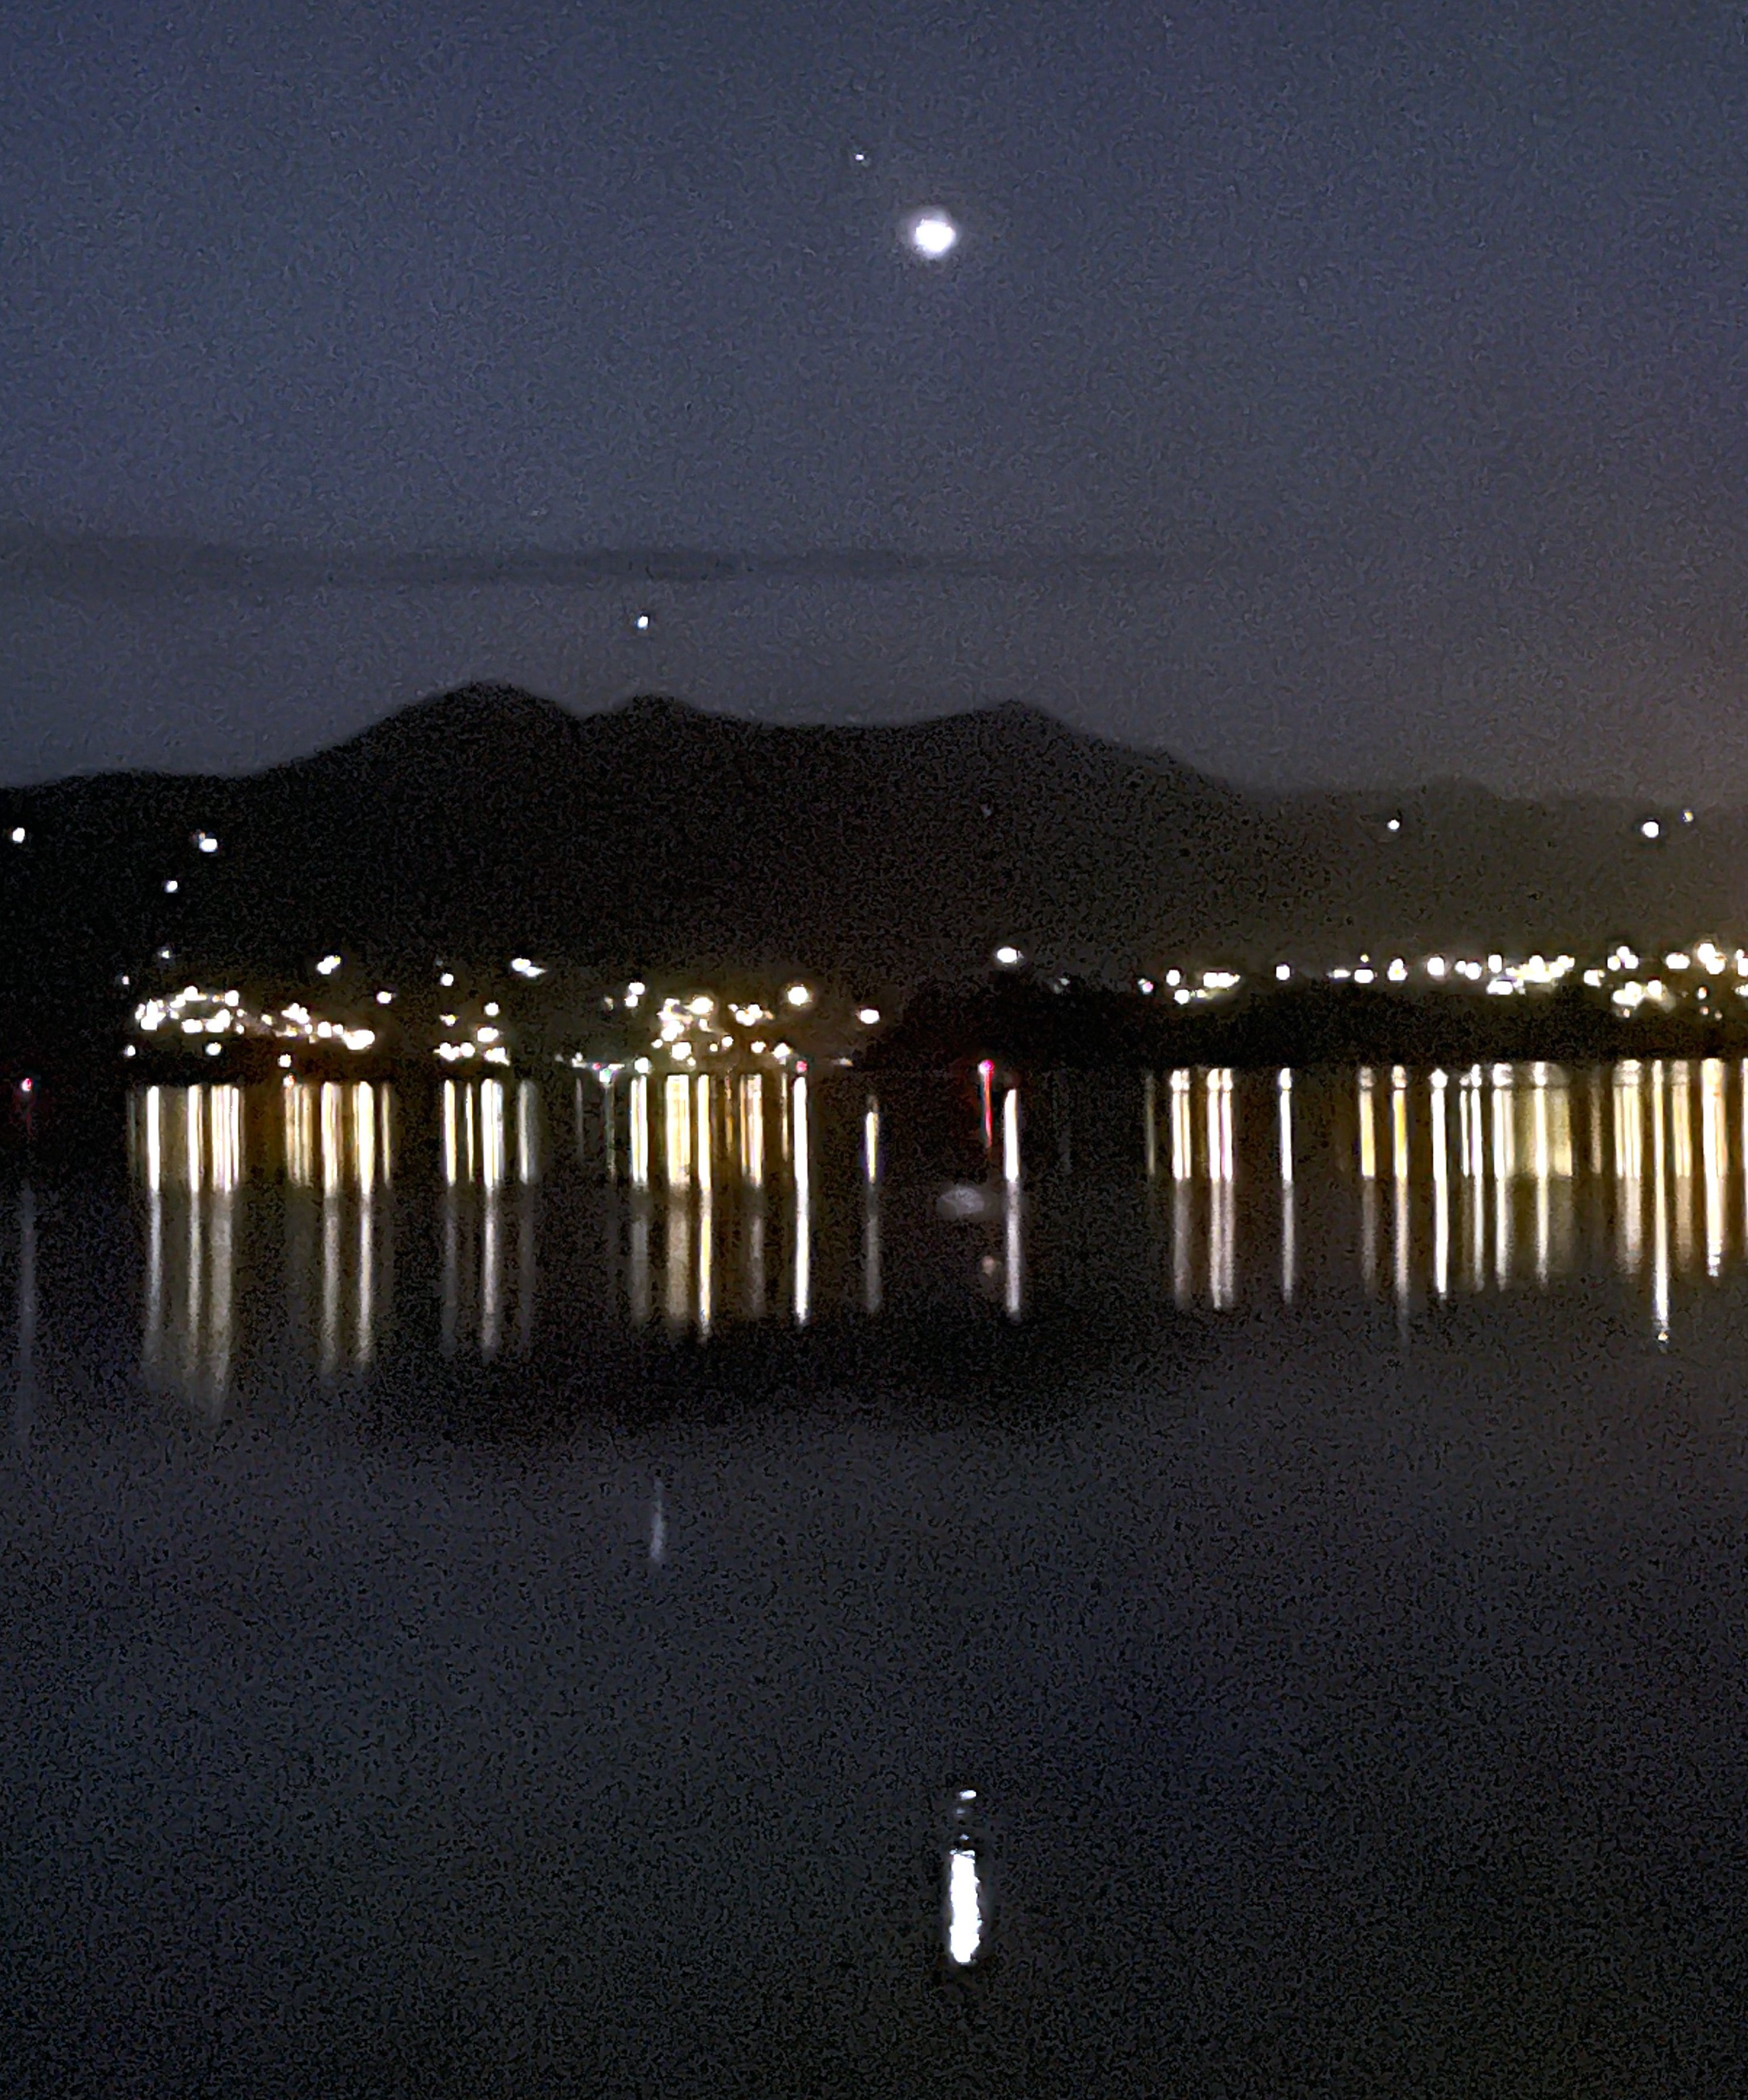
<box><xmin>3</xmin><ymin>1064</ymin><xmax>1747</xmax><ymax>2094</ymax></box>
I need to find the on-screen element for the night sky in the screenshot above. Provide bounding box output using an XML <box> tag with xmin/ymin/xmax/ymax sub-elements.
<box><xmin>6</xmin><ymin>2</ymin><xmax>1748</xmax><ymax>800</ymax></box>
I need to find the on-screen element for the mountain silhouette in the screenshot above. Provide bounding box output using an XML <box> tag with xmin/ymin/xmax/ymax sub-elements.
<box><xmin>1</xmin><ymin>687</ymin><xmax>1741</xmax><ymax>1040</ymax></box>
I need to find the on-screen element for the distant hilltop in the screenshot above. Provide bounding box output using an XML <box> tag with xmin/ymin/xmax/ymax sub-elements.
<box><xmin>1</xmin><ymin>684</ymin><xmax>1743</xmax><ymax>1035</ymax></box>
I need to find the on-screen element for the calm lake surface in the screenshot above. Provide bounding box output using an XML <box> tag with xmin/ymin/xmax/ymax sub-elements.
<box><xmin>4</xmin><ymin>1062</ymin><xmax>1747</xmax><ymax>2096</ymax></box>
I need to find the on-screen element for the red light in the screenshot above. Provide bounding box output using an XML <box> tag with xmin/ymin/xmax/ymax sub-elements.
<box><xmin>18</xmin><ymin>1078</ymin><xmax>32</xmax><ymax>1095</ymax></box>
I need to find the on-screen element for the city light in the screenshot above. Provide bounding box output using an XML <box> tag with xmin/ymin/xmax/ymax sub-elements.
<box><xmin>510</xmin><ymin>957</ymin><xmax>545</xmax><ymax>978</ymax></box>
<box><xmin>1642</xmin><ymin>820</ymin><xmax>1661</xmax><ymax>840</ymax></box>
<box><xmin>993</xmin><ymin>945</ymin><xmax>1022</xmax><ymax>968</ymax></box>
<box><xmin>909</xmin><ymin>210</ymin><xmax>959</xmax><ymax>259</ymax></box>
<box><xmin>857</xmin><ymin>1007</ymin><xmax>881</xmax><ymax>1025</ymax></box>
<box><xmin>9</xmin><ymin>827</ymin><xmax>24</xmax><ymax>845</ymax></box>
<box><xmin>785</xmin><ymin>984</ymin><xmax>812</xmax><ymax>1007</ymax></box>
<box><xmin>316</xmin><ymin>954</ymin><xmax>341</xmax><ymax>975</ymax></box>
<box><xmin>193</xmin><ymin>832</ymin><xmax>218</xmax><ymax>853</ymax></box>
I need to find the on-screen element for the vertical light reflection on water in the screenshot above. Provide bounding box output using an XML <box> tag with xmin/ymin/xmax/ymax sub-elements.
<box><xmin>1170</xmin><ymin>1069</ymin><xmax>1193</xmax><ymax>1182</ymax></box>
<box><xmin>1702</xmin><ymin>1058</ymin><xmax>1727</xmax><ymax>1278</ymax></box>
<box><xmin>1672</xmin><ymin>1061</ymin><xmax>1697</xmax><ymax>1275</ymax></box>
<box><xmin>480</xmin><ymin>1185</ymin><xmax>503</xmax><ymax>1359</ymax></box>
<box><xmin>1358</xmin><ymin>1068</ymin><xmax>1378</xmax><ymax>1292</ymax></box>
<box><xmin>695</xmin><ymin>1074</ymin><xmax>714</xmax><ymax>1335</ymax></box>
<box><xmin>662</xmin><ymin>1172</ymin><xmax>689</xmax><ymax>1327</ymax></box>
<box><xmin>1431</xmin><ymin>1071</ymin><xmax>1450</xmax><ymax>1300</ymax></box>
<box><xmin>516</xmin><ymin>1080</ymin><xmax>537</xmax><ymax>1186</ymax></box>
<box><xmin>629</xmin><ymin>1073</ymin><xmax>649</xmax><ymax>1190</ymax></box>
<box><xmin>792</xmin><ymin>1072</ymin><xmax>811</xmax><ymax>1326</ymax></box>
<box><xmin>1143</xmin><ymin>1071</ymin><xmax>1157</xmax><ymax>1182</ymax></box>
<box><xmin>1740</xmin><ymin>1058</ymin><xmax>1748</xmax><ymax>1252</ymax></box>
<box><xmin>1391</xmin><ymin>1068</ymin><xmax>1410</xmax><ymax>1314</ymax></box>
<box><xmin>1278</xmin><ymin>1071</ymin><xmax>1295</xmax><ymax>1305</ymax></box>
<box><xmin>1531</xmin><ymin>1065</ymin><xmax>1551</xmax><ymax>1289</ymax></box>
<box><xmin>1615</xmin><ymin>1062</ymin><xmax>1644</xmax><ymax>1276</ymax></box>
<box><xmin>442</xmin><ymin>1081</ymin><xmax>459</xmax><ymax>1186</ymax></box>
<box><xmin>481</xmin><ymin>1079</ymin><xmax>506</xmax><ymax>1191</ymax></box>
<box><xmin>320</xmin><ymin>1178</ymin><xmax>342</xmax><ymax>1377</ymax></box>
<box><xmin>863</xmin><ymin>1095</ymin><xmax>882</xmax><ymax>1316</ymax></box>
<box><xmin>1652</xmin><ymin>1059</ymin><xmax>1671</xmax><ymax>1345</ymax></box>
<box><xmin>1206</xmin><ymin>1071</ymin><xmax>1235</xmax><ymax>1310</ymax></box>
<box><xmin>664</xmin><ymin>1075</ymin><xmax>690</xmax><ymax>1192</ymax></box>
<box><xmin>741</xmin><ymin>1073</ymin><xmax>765</xmax><ymax>1186</ymax></box>
<box><xmin>1491</xmin><ymin>1066</ymin><xmax>1513</xmax><ymax>1289</ymax></box>
<box><xmin>1002</xmin><ymin>1084</ymin><xmax>1022</xmax><ymax>1320</ymax></box>
<box><xmin>628</xmin><ymin>1198</ymin><xmax>651</xmax><ymax>1326</ymax></box>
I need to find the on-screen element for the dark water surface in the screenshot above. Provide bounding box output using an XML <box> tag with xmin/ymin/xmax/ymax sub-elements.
<box><xmin>3</xmin><ymin>1066</ymin><xmax>1747</xmax><ymax>2096</ymax></box>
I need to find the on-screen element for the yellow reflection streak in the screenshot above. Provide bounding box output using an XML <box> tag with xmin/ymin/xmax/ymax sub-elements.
<box><xmin>1671</xmin><ymin>1061</ymin><xmax>1695</xmax><ymax>1275</ymax></box>
<box><xmin>1357</xmin><ymin>1068</ymin><xmax>1377</xmax><ymax>1180</ymax></box>
<box><xmin>443</xmin><ymin>1080</ymin><xmax>459</xmax><ymax>1186</ymax></box>
<box><xmin>320</xmin><ymin>1081</ymin><xmax>343</xmax><ymax>1197</ymax></box>
<box><xmin>694</xmin><ymin>1075</ymin><xmax>712</xmax><ymax>1195</ymax></box>
<box><xmin>664</xmin><ymin>1074</ymin><xmax>690</xmax><ymax>1191</ymax></box>
<box><xmin>742</xmin><ymin>1073</ymin><xmax>765</xmax><ymax>1187</ymax></box>
<box><xmin>185</xmin><ymin>1085</ymin><xmax>203</xmax><ymax>1191</ymax></box>
<box><xmin>1431</xmin><ymin>1071</ymin><xmax>1449</xmax><ymax>1301</ymax></box>
<box><xmin>1532</xmin><ymin>1068</ymin><xmax>1551</xmax><ymax>1289</ymax></box>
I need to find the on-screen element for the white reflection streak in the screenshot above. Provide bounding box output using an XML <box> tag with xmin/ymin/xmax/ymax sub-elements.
<box><xmin>1652</xmin><ymin>1059</ymin><xmax>1670</xmax><ymax>1343</ymax></box>
<box><xmin>1173</xmin><ymin>1178</ymin><xmax>1193</xmax><ymax>1307</ymax></box>
<box><xmin>356</xmin><ymin>1082</ymin><xmax>376</xmax><ymax>1196</ymax></box>
<box><xmin>665</xmin><ymin>1075</ymin><xmax>689</xmax><ymax>1191</ymax></box>
<box><xmin>629</xmin><ymin>1074</ymin><xmax>649</xmax><ymax>1191</ymax></box>
<box><xmin>1170</xmin><ymin>1069</ymin><xmax>1193</xmax><ymax>1182</ymax></box>
<box><xmin>1391</xmin><ymin>1069</ymin><xmax>1409</xmax><ymax>1314</ymax></box>
<box><xmin>1208</xmin><ymin>1071</ymin><xmax>1234</xmax><ymax>1310</ymax></box>
<box><xmin>482</xmin><ymin>1079</ymin><xmax>505</xmax><ymax>1191</ymax></box>
<box><xmin>694</xmin><ymin>1075</ymin><xmax>711</xmax><ymax>1195</ymax></box>
<box><xmin>1492</xmin><ymin>1071</ymin><xmax>1512</xmax><ymax>1290</ymax></box>
<box><xmin>517</xmin><ymin>1080</ymin><xmax>537</xmax><ymax>1186</ymax></box>
<box><xmin>185</xmin><ymin>1084</ymin><xmax>203</xmax><ymax>1192</ymax></box>
<box><xmin>145</xmin><ymin>1173</ymin><xmax>164</xmax><ymax>1377</ymax></box>
<box><xmin>650</xmin><ymin>1479</ymin><xmax>667</xmax><ymax>1566</ymax></box>
<box><xmin>696</xmin><ymin>1182</ymin><xmax>713</xmax><ymax>1337</ymax></box>
<box><xmin>1702</xmin><ymin>1057</ymin><xmax>1726</xmax><ymax>1278</ymax></box>
<box><xmin>321</xmin><ymin>1081</ymin><xmax>343</xmax><ymax>1197</ymax></box>
<box><xmin>946</xmin><ymin>1843</ymin><xmax>982</xmax><ymax>1966</ymax></box>
<box><xmin>1431</xmin><ymin>1071</ymin><xmax>1449</xmax><ymax>1301</ymax></box>
<box><xmin>443</xmin><ymin>1080</ymin><xmax>460</xmax><ymax>1185</ymax></box>
<box><xmin>145</xmin><ymin>1084</ymin><xmax>163</xmax><ymax>1191</ymax></box>
<box><xmin>792</xmin><ymin>1074</ymin><xmax>811</xmax><ymax>1326</ymax></box>
<box><xmin>864</xmin><ymin>1096</ymin><xmax>882</xmax><ymax>1316</ymax></box>
<box><xmin>1278</xmin><ymin>1072</ymin><xmax>1295</xmax><ymax>1306</ymax></box>
<box><xmin>1143</xmin><ymin>1071</ymin><xmax>1157</xmax><ymax>1182</ymax></box>
<box><xmin>1465</xmin><ymin>1074</ymin><xmax>1485</xmax><ymax>1290</ymax></box>
<box><xmin>1532</xmin><ymin>1070</ymin><xmax>1551</xmax><ymax>1290</ymax></box>
<box><xmin>1615</xmin><ymin>1062</ymin><xmax>1644</xmax><ymax>1275</ymax></box>
<box><xmin>1003</xmin><ymin>1086</ymin><xmax>1022</xmax><ymax>1320</ymax></box>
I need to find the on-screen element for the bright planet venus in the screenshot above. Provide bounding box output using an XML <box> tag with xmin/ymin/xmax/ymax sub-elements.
<box><xmin>907</xmin><ymin>210</ymin><xmax>959</xmax><ymax>258</ymax></box>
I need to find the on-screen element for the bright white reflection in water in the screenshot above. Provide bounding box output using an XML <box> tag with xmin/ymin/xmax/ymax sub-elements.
<box><xmin>946</xmin><ymin>1844</ymin><xmax>982</xmax><ymax>1965</ymax></box>
<box><xmin>791</xmin><ymin>1074</ymin><xmax>812</xmax><ymax>1325</ymax></box>
<box><xmin>1002</xmin><ymin>1085</ymin><xmax>1022</xmax><ymax>1320</ymax></box>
